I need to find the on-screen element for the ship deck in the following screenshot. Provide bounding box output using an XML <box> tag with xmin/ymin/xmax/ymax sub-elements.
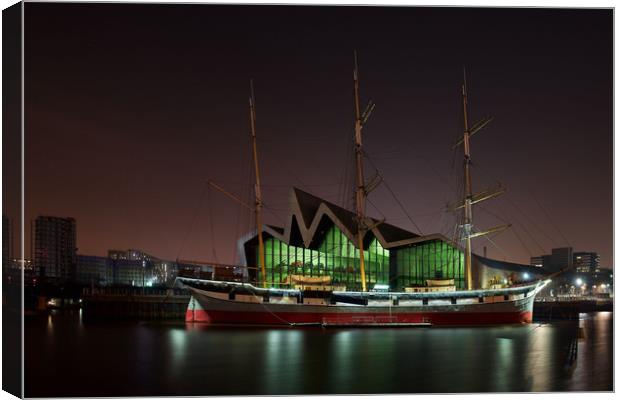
<box><xmin>176</xmin><ymin>276</ymin><xmax>548</xmax><ymax>301</ymax></box>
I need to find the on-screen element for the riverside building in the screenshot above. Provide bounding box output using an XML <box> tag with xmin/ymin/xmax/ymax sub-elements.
<box><xmin>239</xmin><ymin>188</ymin><xmax>544</xmax><ymax>291</ymax></box>
<box><xmin>530</xmin><ymin>248</ymin><xmax>600</xmax><ymax>274</ymax></box>
<box><xmin>33</xmin><ymin>216</ymin><xmax>77</xmax><ymax>281</ymax></box>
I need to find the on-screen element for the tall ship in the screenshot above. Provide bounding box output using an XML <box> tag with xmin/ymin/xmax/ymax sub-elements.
<box><xmin>177</xmin><ymin>56</ymin><xmax>551</xmax><ymax>327</ymax></box>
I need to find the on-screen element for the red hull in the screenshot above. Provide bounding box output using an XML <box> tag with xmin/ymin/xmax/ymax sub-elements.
<box><xmin>186</xmin><ymin>308</ymin><xmax>533</xmax><ymax>326</ymax></box>
<box><xmin>181</xmin><ymin>279</ymin><xmax>548</xmax><ymax>327</ymax></box>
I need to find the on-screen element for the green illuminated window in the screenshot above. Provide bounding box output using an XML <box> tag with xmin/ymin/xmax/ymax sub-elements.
<box><xmin>394</xmin><ymin>240</ymin><xmax>465</xmax><ymax>289</ymax></box>
<box><xmin>255</xmin><ymin>227</ymin><xmax>464</xmax><ymax>290</ymax></box>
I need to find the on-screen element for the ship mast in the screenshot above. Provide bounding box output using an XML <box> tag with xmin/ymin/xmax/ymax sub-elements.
<box><xmin>456</xmin><ymin>71</ymin><xmax>509</xmax><ymax>290</ymax></box>
<box><xmin>461</xmin><ymin>74</ymin><xmax>474</xmax><ymax>291</ymax></box>
<box><xmin>249</xmin><ymin>80</ymin><xmax>266</xmax><ymax>288</ymax></box>
<box><xmin>353</xmin><ymin>51</ymin><xmax>368</xmax><ymax>292</ymax></box>
<box><xmin>206</xmin><ymin>81</ymin><xmax>267</xmax><ymax>287</ymax></box>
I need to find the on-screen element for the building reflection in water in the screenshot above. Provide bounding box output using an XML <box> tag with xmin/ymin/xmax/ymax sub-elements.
<box><xmin>262</xmin><ymin>329</ymin><xmax>303</xmax><ymax>394</ymax></box>
<box><xmin>328</xmin><ymin>330</ymin><xmax>354</xmax><ymax>392</ymax></box>
<box><xmin>494</xmin><ymin>337</ymin><xmax>515</xmax><ymax>390</ymax></box>
<box><xmin>27</xmin><ymin>313</ymin><xmax>612</xmax><ymax>396</ymax></box>
<box><xmin>169</xmin><ymin>328</ymin><xmax>187</xmax><ymax>371</ymax></box>
<box><xmin>46</xmin><ymin>314</ymin><xmax>53</xmax><ymax>334</ymax></box>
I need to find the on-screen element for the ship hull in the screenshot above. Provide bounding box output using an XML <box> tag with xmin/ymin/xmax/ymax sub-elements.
<box><xmin>182</xmin><ymin>280</ymin><xmax>548</xmax><ymax>326</ymax></box>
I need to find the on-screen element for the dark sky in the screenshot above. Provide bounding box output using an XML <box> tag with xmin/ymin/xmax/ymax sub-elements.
<box><xmin>20</xmin><ymin>4</ymin><xmax>612</xmax><ymax>267</ymax></box>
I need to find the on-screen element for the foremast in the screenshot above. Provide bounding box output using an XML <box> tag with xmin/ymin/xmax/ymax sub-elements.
<box><xmin>249</xmin><ymin>80</ymin><xmax>266</xmax><ymax>288</ymax></box>
<box><xmin>207</xmin><ymin>80</ymin><xmax>266</xmax><ymax>288</ymax></box>
<box><xmin>352</xmin><ymin>52</ymin><xmax>377</xmax><ymax>292</ymax></box>
<box><xmin>352</xmin><ymin>52</ymin><xmax>368</xmax><ymax>292</ymax></box>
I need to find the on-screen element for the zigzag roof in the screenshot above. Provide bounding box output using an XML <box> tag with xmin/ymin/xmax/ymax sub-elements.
<box><xmin>258</xmin><ymin>187</ymin><xmax>456</xmax><ymax>250</ymax></box>
<box><xmin>238</xmin><ymin>188</ymin><xmax>541</xmax><ymax>276</ymax></box>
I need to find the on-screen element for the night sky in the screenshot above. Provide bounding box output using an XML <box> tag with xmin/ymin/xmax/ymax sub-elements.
<box><xmin>20</xmin><ymin>4</ymin><xmax>612</xmax><ymax>268</ymax></box>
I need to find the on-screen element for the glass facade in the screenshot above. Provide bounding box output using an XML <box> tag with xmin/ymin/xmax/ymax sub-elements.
<box><xmin>256</xmin><ymin>224</ymin><xmax>465</xmax><ymax>290</ymax></box>
<box><xmin>395</xmin><ymin>240</ymin><xmax>465</xmax><ymax>289</ymax></box>
<box><xmin>259</xmin><ymin>226</ymin><xmax>388</xmax><ymax>291</ymax></box>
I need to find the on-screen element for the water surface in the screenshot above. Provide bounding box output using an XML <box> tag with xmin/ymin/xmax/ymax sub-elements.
<box><xmin>25</xmin><ymin>311</ymin><xmax>613</xmax><ymax>396</ymax></box>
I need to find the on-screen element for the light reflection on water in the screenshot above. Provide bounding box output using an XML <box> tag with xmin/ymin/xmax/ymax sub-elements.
<box><xmin>169</xmin><ymin>328</ymin><xmax>187</xmax><ymax>370</ymax></box>
<box><xmin>263</xmin><ymin>329</ymin><xmax>304</xmax><ymax>394</ymax></box>
<box><xmin>495</xmin><ymin>336</ymin><xmax>514</xmax><ymax>389</ymax></box>
<box><xmin>25</xmin><ymin>312</ymin><xmax>613</xmax><ymax>397</ymax></box>
<box><xmin>524</xmin><ymin>324</ymin><xmax>554</xmax><ymax>392</ymax></box>
<box><xmin>329</xmin><ymin>331</ymin><xmax>354</xmax><ymax>391</ymax></box>
<box><xmin>567</xmin><ymin>311</ymin><xmax>613</xmax><ymax>391</ymax></box>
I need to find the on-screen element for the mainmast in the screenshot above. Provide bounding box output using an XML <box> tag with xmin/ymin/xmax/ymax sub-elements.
<box><xmin>455</xmin><ymin>71</ymin><xmax>509</xmax><ymax>290</ymax></box>
<box><xmin>249</xmin><ymin>80</ymin><xmax>266</xmax><ymax>287</ymax></box>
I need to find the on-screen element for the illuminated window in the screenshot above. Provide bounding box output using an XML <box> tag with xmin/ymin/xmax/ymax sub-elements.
<box><xmin>254</xmin><ymin>227</ymin><xmax>464</xmax><ymax>290</ymax></box>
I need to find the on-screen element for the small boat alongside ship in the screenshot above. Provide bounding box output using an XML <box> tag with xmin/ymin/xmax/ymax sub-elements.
<box><xmin>177</xmin><ymin>55</ymin><xmax>552</xmax><ymax>327</ymax></box>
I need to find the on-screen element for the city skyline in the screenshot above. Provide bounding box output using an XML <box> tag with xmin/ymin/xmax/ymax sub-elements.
<box><xmin>3</xmin><ymin>212</ymin><xmax>610</xmax><ymax>270</ymax></box>
<box><xmin>10</xmin><ymin>4</ymin><xmax>612</xmax><ymax>268</ymax></box>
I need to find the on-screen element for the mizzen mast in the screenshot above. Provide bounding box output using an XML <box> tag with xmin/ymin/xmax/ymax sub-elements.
<box><xmin>249</xmin><ymin>80</ymin><xmax>266</xmax><ymax>288</ymax></box>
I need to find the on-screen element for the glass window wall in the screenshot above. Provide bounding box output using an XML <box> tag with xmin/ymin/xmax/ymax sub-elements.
<box><xmin>256</xmin><ymin>227</ymin><xmax>464</xmax><ymax>290</ymax></box>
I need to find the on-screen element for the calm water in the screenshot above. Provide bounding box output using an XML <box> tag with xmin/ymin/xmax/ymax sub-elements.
<box><xmin>25</xmin><ymin>311</ymin><xmax>613</xmax><ymax>397</ymax></box>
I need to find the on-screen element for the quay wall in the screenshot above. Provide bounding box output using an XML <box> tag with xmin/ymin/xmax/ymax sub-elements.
<box><xmin>81</xmin><ymin>287</ymin><xmax>190</xmax><ymax>320</ymax></box>
<box><xmin>534</xmin><ymin>299</ymin><xmax>613</xmax><ymax>321</ymax></box>
<box><xmin>79</xmin><ymin>287</ymin><xmax>613</xmax><ymax>322</ymax></box>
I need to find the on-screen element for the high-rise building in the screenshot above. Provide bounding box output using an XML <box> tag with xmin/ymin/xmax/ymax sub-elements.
<box><xmin>529</xmin><ymin>255</ymin><xmax>551</xmax><ymax>268</ymax></box>
<box><xmin>531</xmin><ymin>247</ymin><xmax>573</xmax><ymax>271</ymax></box>
<box><xmin>574</xmin><ymin>252</ymin><xmax>600</xmax><ymax>274</ymax></box>
<box><xmin>34</xmin><ymin>216</ymin><xmax>77</xmax><ymax>281</ymax></box>
<box><xmin>550</xmin><ymin>247</ymin><xmax>573</xmax><ymax>271</ymax></box>
<box><xmin>530</xmin><ymin>248</ymin><xmax>601</xmax><ymax>281</ymax></box>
